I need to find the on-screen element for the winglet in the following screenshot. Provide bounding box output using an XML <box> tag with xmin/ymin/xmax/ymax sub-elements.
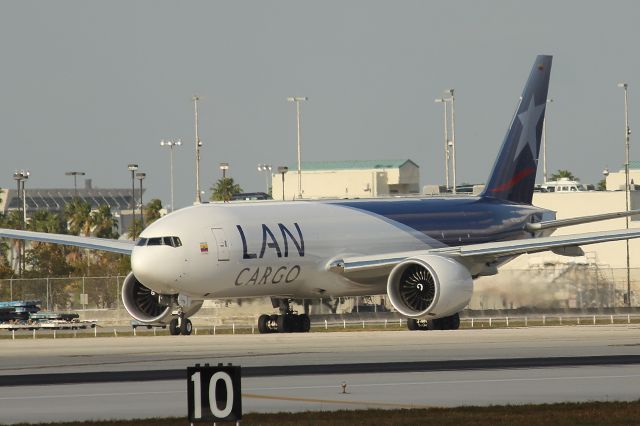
<box><xmin>481</xmin><ymin>55</ymin><xmax>552</xmax><ymax>204</ymax></box>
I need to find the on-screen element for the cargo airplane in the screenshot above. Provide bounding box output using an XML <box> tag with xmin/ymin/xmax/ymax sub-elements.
<box><xmin>3</xmin><ymin>55</ymin><xmax>640</xmax><ymax>335</ymax></box>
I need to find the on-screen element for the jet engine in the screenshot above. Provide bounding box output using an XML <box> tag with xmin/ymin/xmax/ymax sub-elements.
<box><xmin>122</xmin><ymin>272</ymin><xmax>174</xmax><ymax>323</ymax></box>
<box><xmin>386</xmin><ymin>255</ymin><xmax>473</xmax><ymax>319</ymax></box>
<box><xmin>121</xmin><ymin>272</ymin><xmax>205</xmax><ymax>324</ymax></box>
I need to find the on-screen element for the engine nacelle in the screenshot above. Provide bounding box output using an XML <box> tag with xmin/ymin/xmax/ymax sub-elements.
<box><xmin>121</xmin><ymin>272</ymin><xmax>205</xmax><ymax>324</ymax></box>
<box><xmin>386</xmin><ymin>255</ymin><xmax>473</xmax><ymax>319</ymax></box>
<box><xmin>121</xmin><ymin>272</ymin><xmax>174</xmax><ymax>324</ymax></box>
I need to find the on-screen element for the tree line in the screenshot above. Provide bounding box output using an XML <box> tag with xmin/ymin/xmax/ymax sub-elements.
<box><xmin>0</xmin><ymin>199</ymin><xmax>163</xmax><ymax>279</ymax></box>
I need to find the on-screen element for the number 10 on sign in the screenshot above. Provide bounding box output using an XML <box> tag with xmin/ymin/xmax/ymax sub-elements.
<box><xmin>187</xmin><ymin>364</ymin><xmax>242</xmax><ymax>423</ymax></box>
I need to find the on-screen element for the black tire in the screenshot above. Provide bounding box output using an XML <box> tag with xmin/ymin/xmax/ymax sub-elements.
<box><xmin>180</xmin><ymin>318</ymin><xmax>193</xmax><ymax>335</ymax></box>
<box><xmin>258</xmin><ymin>314</ymin><xmax>271</xmax><ymax>334</ymax></box>
<box><xmin>449</xmin><ymin>313</ymin><xmax>461</xmax><ymax>330</ymax></box>
<box><xmin>277</xmin><ymin>315</ymin><xmax>290</xmax><ymax>333</ymax></box>
<box><xmin>407</xmin><ymin>318</ymin><xmax>419</xmax><ymax>331</ymax></box>
<box><xmin>169</xmin><ymin>318</ymin><xmax>180</xmax><ymax>335</ymax></box>
<box><xmin>300</xmin><ymin>314</ymin><xmax>311</xmax><ymax>333</ymax></box>
<box><xmin>427</xmin><ymin>319</ymin><xmax>440</xmax><ymax>330</ymax></box>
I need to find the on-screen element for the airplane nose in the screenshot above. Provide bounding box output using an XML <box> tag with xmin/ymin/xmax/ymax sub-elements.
<box><xmin>131</xmin><ymin>246</ymin><xmax>182</xmax><ymax>293</ymax></box>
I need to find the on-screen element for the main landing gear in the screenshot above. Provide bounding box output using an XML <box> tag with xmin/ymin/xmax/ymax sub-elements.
<box><xmin>258</xmin><ymin>298</ymin><xmax>311</xmax><ymax>334</ymax></box>
<box><xmin>407</xmin><ymin>313</ymin><xmax>460</xmax><ymax>331</ymax></box>
<box><xmin>169</xmin><ymin>312</ymin><xmax>193</xmax><ymax>336</ymax></box>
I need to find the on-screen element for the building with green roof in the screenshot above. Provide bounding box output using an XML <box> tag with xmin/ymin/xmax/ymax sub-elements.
<box><xmin>271</xmin><ymin>159</ymin><xmax>419</xmax><ymax>200</ymax></box>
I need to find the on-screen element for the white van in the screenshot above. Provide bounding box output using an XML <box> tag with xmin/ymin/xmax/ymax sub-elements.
<box><xmin>539</xmin><ymin>178</ymin><xmax>591</xmax><ymax>193</ymax></box>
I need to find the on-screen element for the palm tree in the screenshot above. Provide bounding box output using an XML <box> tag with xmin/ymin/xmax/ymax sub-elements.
<box><xmin>63</xmin><ymin>200</ymin><xmax>94</xmax><ymax>276</ymax></box>
<box><xmin>0</xmin><ymin>213</ymin><xmax>13</xmax><ymax>278</ymax></box>
<box><xmin>28</xmin><ymin>210</ymin><xmax>65</xmax><ymax>234</ymax></box>
<box><xmin>550</xmin><ymin>169</ymin><xmax>577</xmax><ymax>182</ymax></box>
<box><xmin>24</xmin><ymin>210</ymin><xmax>72</xmax><ymax>277</ymax></box>
<box><xmin>144</xmin><ymin>199</ymin><xmax>163</xmax><ymax>225</ymax></box>
<box><xmin>3</xmin><ymin>210</ymin><xmax>24</xmax><ymax>274</ymax></box>
<box><xmin>127</xmin><ymin>218</ymin><xmax>144</xmax><ymax>240</ymax></box>
<box><xmin>64</xmin><ymin>199</ymin><xmax>92</xmax><ymax>236</ymax></box>
<box><xmin>210</xmin><ymin>177</ymin><xmax>243</xmax><ymax>202</ymax></box>
<box><xmin>91</xmin><ymin>205</ymin><xmax>118</xmax><ymax>239</ymax></box>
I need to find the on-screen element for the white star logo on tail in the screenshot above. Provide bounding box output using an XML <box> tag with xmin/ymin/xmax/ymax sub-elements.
<box><xmin>514</xmin><ymin>96</ymin><xmax>545</xmax><ymax>162</ymax></box>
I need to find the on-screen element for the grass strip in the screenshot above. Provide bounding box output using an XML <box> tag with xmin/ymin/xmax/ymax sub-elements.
<box><xmin>8</xmin><ymin>400</ymin><xmax>640</xmax><ymax>426</ymax></box>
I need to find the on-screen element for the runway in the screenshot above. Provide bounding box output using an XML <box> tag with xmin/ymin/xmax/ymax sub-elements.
<box><xmin>1</xmin><ymin>365</ymin><xmax>639</xmax><ymax>424</ymax></box>
<box><xmin>1</xmin><ymin>325</ymin><xmax>639</xmax><ymax>375</ymax></box>
<box><xmin>0</xmin><ymin>325</ymin><xmax>639</xmax><ymax>424</ymax></box>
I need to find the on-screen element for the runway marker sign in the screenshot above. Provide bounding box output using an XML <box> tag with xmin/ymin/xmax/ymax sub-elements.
<box><xmin>187</xmin><ymin>363</ymin><xmax>242</xmax><ymax>423</ymax></box>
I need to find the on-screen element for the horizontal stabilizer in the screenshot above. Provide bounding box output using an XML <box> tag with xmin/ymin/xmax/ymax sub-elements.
<box><xmin>525</xmin><ymin>209</ymin><xmax>640</xmax><ymax>232</ymax></box>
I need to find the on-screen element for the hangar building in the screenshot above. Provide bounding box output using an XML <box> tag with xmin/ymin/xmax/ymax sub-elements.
<box><xmin>271</xmin><ymin>159</ymin><xmax>420</xmax><ymax>200</ymax></box>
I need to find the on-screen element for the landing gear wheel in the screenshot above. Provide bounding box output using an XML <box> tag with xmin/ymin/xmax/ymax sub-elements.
<box><xmin>427</xmin><ymin>319</ymin><xmax>440</xmax><ymax>330</ymax></box>
<box><xmin>258</xmin><ymin>314</ymin><xmax>271</xmax><ymax>334</ymax></box>
<box><xmin>449</xmin><ymin>313</ymin><xmax>461</xmax><ymax>330</ymax></box>
<box><xmin>407</xmin><ymin>318</ymin><xmax>419</xmax><ymax>330</ymax></box>
<box><xmin>180</xmin><ymin>318</ymin><xmax>192</xmax><ymax>335</ymax></box>
<box><xmin>428</xmin><ymin>313</ymin><xmax>461</xmax><ymax>330</ymax></box>
<box><xmin>169</xmin><ymin>318</ymin><xmax>180</xmax><ymax>335</ymax></box>
<box><xmin>300</xmin><ymin>314</ymin><xmax>311</xmax><ymax>332</ymax></box>
<box><xmin>277</xmin><ymin>315</ymin><xmax>290</xmax><ymax>333</ymax></box>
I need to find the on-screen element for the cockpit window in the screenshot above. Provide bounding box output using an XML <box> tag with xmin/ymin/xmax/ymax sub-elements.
<box><xmin>136</xmin><ymin>236</ymin><xmax>182</xmax><ymax>247</ymax></box>
<box><xmin>147</xmin><ymin>237</ymin><xmax>163</xmax><ymax>246</ymax></box>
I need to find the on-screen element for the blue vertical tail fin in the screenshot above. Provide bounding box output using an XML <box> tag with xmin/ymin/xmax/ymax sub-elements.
<box><xmin>481</xmin><ymin>55</ymin><xmax>552</xmax><ymax>204</ymax></box>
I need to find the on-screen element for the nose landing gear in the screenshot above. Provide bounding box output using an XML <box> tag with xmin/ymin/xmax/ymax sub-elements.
<box><xmin>169</xmin><ymin>312</ymin><xmax>193</xmax><ymax>335</ymax></box>
<box><xmin>258</xmin><ymin>298</ymin><xmax>311</xmax><ymax>334</ymax></box>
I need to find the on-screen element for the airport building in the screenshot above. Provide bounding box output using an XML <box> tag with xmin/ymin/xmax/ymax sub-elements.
<box><xmin>271</xmin><ymin>159</ymin><xmax>420</xmax><ymax>200</ymax></box>
<box><xmin>605</xmin><ymin>161</ymin><xmax>640</xmax><ymax>191</ymax></box>
<box><xmin>0</xmin><ymin>179</ymin><xmax>143</xmax><ymax>234</ymax></box>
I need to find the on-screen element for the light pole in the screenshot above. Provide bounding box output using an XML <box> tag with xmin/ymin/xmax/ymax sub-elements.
<box><xmin>13</xmin><ymin>170</ymin><xmax>29</xmax><ymax>275</ymax></box>
<box><xmin>128</xmin><ymin>164</ymin><xmax>138</xmax><ymax>240</ymax></box>
<box><xmin>434</xmin><ymin>97</ymin><xmax>450</xmax><ymax>190</ymax></box>
<box><xmin>160</xmin><ymin>139</ymin><xmax>181</xmax><ymax>212</ymax></box>
<box><xmin>257</xmin><ymin>164</ymin><xmax>272</xmax><ymax>193</ymax></box>
<box><xmin>219</xmin><ymin>162</ymin><xmax>229</xmax><ymax>179</ymax></box>
<box><xmin>193</xmin><ymin>95</ymin><xmax>203</xmax><ymax>205</ymax></box>
<box><xmin>136</xmin><ymin>172</ymin><xmax>146</xmax><ymax>228</ymax></box>
<box><xmin>602</xmin><ymin>167</ymin><xmax>610</xmax><ymax>190</ymax></box>
<box><xmin>219</xmin><ymin>163</ymin><xmax>230</xmax><ymax>202</ymax></box>
<box><xmin>618</xmin><ymin>82</ymin><xmax>632</xmax><ymax>307</ymax></box>
<box><xmin>277</xmin><ymin>166</ymin><xmax>288</xmax><ymax>201</ymax></box>
<box><xmin>287</xmin><ymin>96</ymin><xmax>307</xmax><ymax>199</ymax></box>
<box><xmin>65</xmin><ymin>171</ymin><xmax>86</xmax><ymax>200</ymax></box>
<box><xmin>542</xmin><ymin>98</ymin><xmax>554</xmax><ymax>183</ymax></box>
<box><xmin>445</xmin><ymin>89</ymin><xmax>457</xmax><ymax>194</ymax></box>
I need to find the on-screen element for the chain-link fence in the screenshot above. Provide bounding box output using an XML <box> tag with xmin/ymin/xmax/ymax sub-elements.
<box><xmin>0</xmin><ymin>276</ymin><xmax>122</xmax><ymax>311</ymax></box>
<box><xmin>470</xmin><ymin>266</ymin><xmax>640</xmax><ymax>310</ymax></box>
<box><xmin>0</xmin><ymin>266</ymin><xmax>638</xmax><ymax>317</ymax></box>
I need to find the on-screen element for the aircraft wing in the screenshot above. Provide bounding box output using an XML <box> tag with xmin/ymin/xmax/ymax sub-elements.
<box><xmin>330</xmin><ymin>228</ymin><xmax>640</xmax><ymax>280</ymax></box>
<box><xmin>0</xmin><ymin>228</ymin><xmax>134</xmax><ymax>255</ymax></box>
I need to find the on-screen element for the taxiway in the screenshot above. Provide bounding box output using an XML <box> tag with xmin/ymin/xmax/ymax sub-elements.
<box><xmin>0</xmin><ymin>325</ymin><xmax>638</xmax><ymax>424</ymax></box>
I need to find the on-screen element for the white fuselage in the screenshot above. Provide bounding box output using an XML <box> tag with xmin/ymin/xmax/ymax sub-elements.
<box><xmin>132</xmin><ymin>201</ymin><xmax>437</xmax><ymax>300</ymax></box>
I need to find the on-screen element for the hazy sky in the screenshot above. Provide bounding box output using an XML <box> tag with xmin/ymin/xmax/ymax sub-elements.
<box><xmin>1</xmin><ymin>1</ymin><xmax>639</xmax><ymax>208</ymax></box>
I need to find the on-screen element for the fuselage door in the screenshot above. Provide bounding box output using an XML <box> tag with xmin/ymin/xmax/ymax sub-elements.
<box><xmin>211</xmin><ymin>228</ymin><xmax>230</xmax><ymax>261</ymax></box>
